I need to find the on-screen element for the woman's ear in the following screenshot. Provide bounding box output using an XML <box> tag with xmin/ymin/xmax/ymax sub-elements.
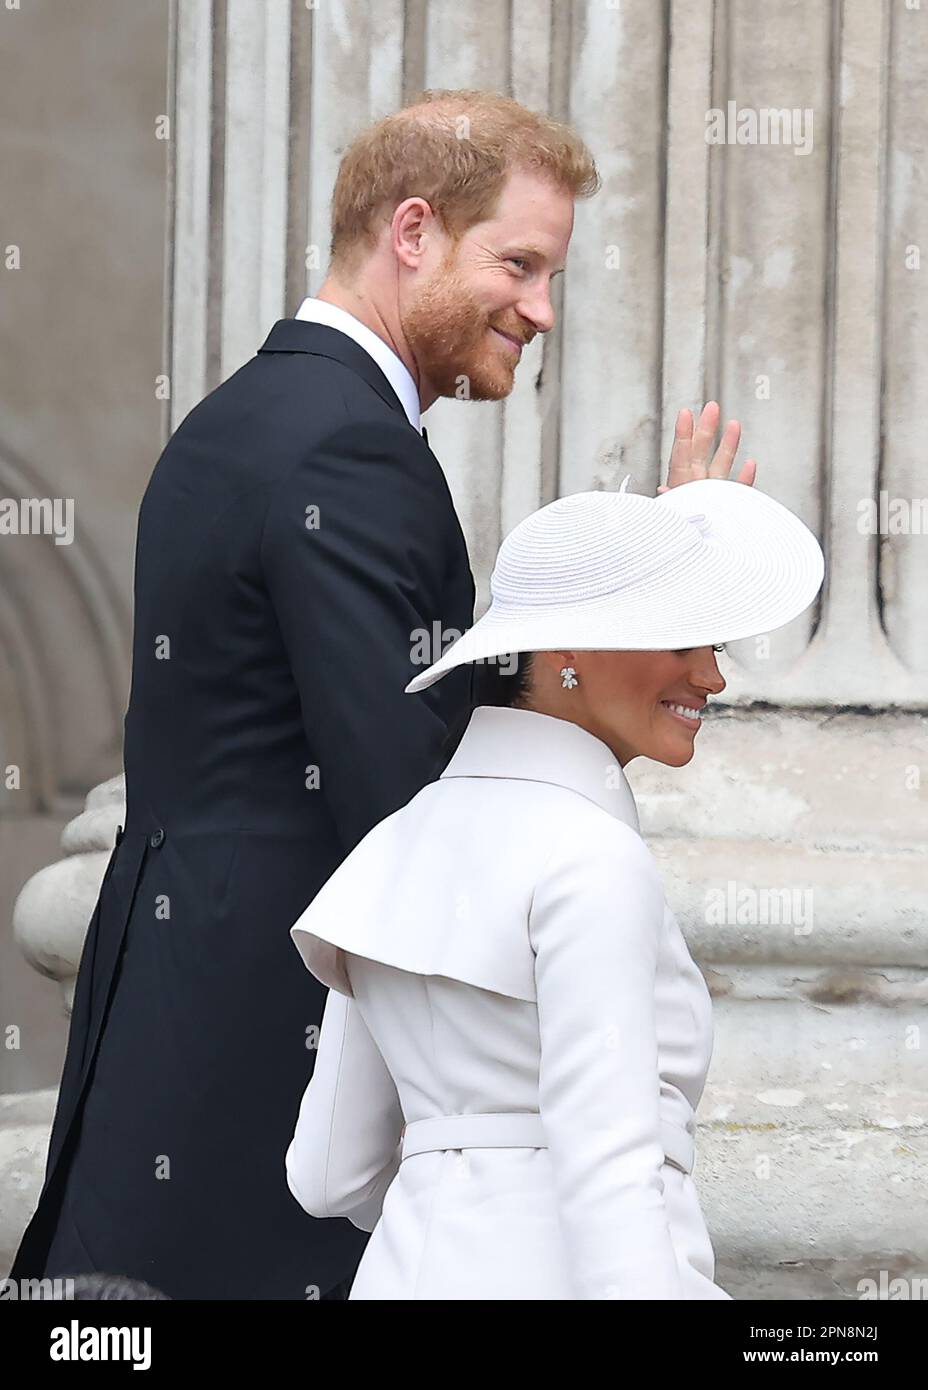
<box><xmin>537</xmin><ymin>650</ymin><xmax>576</xmax><ymax>673</ymax></box>
<box><xmin>528</xmin><ymin>651</ymin><xmax>582</xmax><ymax>698</ymax></box>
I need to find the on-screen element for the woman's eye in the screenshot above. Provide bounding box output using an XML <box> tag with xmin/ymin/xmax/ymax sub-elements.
<box><xmin>713</xmin><ymin>644</ymin><xmax>726</xmax><ymax>654</ymax></box>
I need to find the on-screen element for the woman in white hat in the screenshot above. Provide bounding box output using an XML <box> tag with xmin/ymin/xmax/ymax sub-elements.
<box><xmin>285</xmin><ymin>475</ymin><xmax>824</xmax><ymax>1300</ymax></box>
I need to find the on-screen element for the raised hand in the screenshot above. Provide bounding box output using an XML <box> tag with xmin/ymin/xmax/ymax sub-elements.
<box><xmin>658</xmin><ymin>401</ymin><xmax>757</xmax><ymax>493</ymax></box>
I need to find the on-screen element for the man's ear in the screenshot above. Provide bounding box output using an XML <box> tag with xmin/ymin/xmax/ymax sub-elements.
<box><xmin>393</xmin><ymin>197</ymin><xmax>436</xmax><ymax>270</ymax></box>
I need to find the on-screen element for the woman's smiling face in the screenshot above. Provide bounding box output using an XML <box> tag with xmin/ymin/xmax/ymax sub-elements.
<box><xmin>523</xmin><ymin>646</ymin><xmax>728</xmax><ymax>767</ymax></box>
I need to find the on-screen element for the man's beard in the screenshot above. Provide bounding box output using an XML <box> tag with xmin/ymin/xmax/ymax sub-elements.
<box><xmin>401</xmin><ymin>257</ymin><xmax>523</xmax><ymax>402</ymax></box>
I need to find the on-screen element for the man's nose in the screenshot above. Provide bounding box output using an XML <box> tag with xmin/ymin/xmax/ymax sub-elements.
<box><xmin>516</xmin><ymin>282</ymin><xmax>556</xmax><ymax>336</ymax></box>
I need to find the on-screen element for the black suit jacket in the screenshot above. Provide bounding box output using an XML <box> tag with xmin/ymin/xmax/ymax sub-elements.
<box><xmin>10</xmin><ymin>320</ymin><xmax>475</xmax><ymax>1299</ymax></box>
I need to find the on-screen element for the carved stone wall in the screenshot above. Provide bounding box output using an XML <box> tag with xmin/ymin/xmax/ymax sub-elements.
<box><xmin>170</xmin><ymin>0</ymin><xmax>928</xmax><ymax>708</ymax></box>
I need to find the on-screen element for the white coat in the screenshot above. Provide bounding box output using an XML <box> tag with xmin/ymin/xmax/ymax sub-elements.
<box><xmin>286</xmin><ymin>704</ymin><xmax>732</xmax><ymax>1300</ymax></box>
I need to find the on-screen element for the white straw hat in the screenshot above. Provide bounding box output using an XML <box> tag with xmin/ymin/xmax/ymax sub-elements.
<box><xmin>405</xmin><ymin>477</ymin><xmax>824</xmax><ymax>694</ymax></box>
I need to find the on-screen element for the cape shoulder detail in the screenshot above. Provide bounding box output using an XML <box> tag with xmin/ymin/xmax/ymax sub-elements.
<box><xmin>289</xmin><ymin>788</ymin><xmax>541</xmax><ymax>1002</ymax></box>
<box><xmin>289</xmin><ymin>776</ymin><xmax>653</xmax><ymax>1005</ymax></box>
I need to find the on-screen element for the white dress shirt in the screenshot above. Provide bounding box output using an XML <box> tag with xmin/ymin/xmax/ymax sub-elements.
<box><xmin>294</xmin><ymin>296</ymin><xmax>421</xmax><ymax>432</ymax></box>
<box><xmin>285</xmin><ymin>704</ymin><xmax>731</xmax><ymax>1300</ymax></box>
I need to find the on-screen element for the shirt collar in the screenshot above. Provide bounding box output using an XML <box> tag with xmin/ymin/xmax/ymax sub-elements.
<box><xmin>440</xmin><ymin>705</ymin><xmax>640</xmax><ymax>833</ymax></box>
<box><xmin>294</xmin><ymin>296</ymin><xmax>421</xmax><ymax>432</ymax></box>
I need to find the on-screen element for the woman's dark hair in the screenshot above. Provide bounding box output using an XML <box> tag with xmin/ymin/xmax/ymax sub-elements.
<box><xmin>438</xmin><ymin>652</ymin><xmax>537</xmax><ymax>762</ymax></box>
<box><xmin>471</xmin><ymin>651</ymin><xmax>535</xmax><ymax>709</ymax></box>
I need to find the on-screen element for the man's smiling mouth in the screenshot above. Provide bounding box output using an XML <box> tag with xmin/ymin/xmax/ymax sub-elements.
<box><xmin>490</xmin><ymin>326</ymin><xmax>523</xmax><ymax>354</ymax></box>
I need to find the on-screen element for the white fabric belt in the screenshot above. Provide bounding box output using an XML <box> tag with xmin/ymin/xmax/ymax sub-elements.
<box><xmin>401</xmin><ymin>1112</ymin><xmax>694</xmax><ymax>1176</ymax></box>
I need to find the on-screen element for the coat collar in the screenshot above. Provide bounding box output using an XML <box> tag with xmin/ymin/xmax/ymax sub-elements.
<box><xmin>293</xmin><ymin>297</ymin><xmax>422</xmax><ymax>431</ymax></box>
<box><xmin>440</xmin><ymin>705</ymin><xmax>640</xmax><ymax>834</ymax></box>
<box><xmin>257</xmin><ymin>319</ymin><xmax>418</xmax><ymax>430</ymax></box>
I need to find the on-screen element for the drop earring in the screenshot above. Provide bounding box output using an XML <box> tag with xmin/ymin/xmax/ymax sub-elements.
<box><xmin>560</xmin><ymin>666</ymin><xmax>578</xmax><ymax>689</ymax></box>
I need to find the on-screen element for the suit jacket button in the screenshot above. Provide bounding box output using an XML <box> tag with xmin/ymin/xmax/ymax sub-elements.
<box><xmin>149</xmin><ymin>828</ymin><xmax>165</xmax><ymax>848</ymax></box>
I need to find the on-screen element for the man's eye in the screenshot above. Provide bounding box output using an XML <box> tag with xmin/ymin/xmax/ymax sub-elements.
<box><xmin>507</xmin><ymin>257</ymin><xmax>528</xmax><ymax>271</ymax></box>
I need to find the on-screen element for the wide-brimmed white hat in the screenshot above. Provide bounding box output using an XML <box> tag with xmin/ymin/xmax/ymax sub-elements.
<box><xmin>405</xmin><ymin>477</ymin><xmax>824</xmax><ymax>694</ymax></box>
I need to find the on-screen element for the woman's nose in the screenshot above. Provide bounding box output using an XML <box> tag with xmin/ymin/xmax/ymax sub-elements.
<box><xmin>694</xmin><ymin>650</ymin><xmax>727</xmax><ymax>694</ymax></box>
<box><xmin>706</xmin><ymin>664</ymin><xmax>727</xmax><ymax>695</ymax></box>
